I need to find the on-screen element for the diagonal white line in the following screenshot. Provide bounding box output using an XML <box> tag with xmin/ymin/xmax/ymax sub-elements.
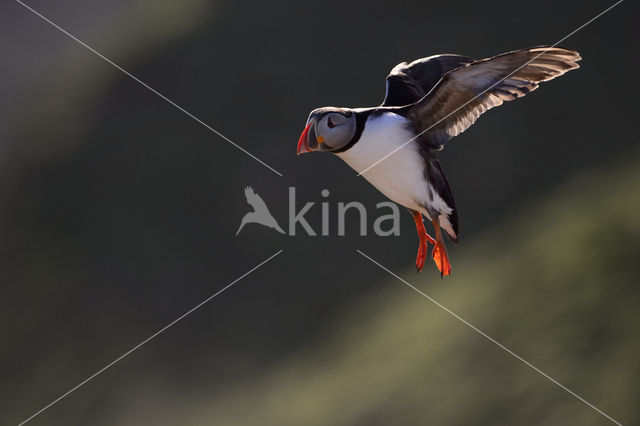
<box><xmin>17</xmin><ymin>249</ymin><xmax>284</xmax><ymax>426</ymax></box>
<box><xmin>357</xmin><ymin>0</ymin><xmax>624</xmax><ymax>176</ymax></box>
<box><xmin>356</xmin><ymin>249</ymin><xmax>622</xmax><ymax>426</ymax></box>
<box><xmin>15</xmin><ymin>0</ymin><xmax>284</xmax><ymax>177</ymax></box>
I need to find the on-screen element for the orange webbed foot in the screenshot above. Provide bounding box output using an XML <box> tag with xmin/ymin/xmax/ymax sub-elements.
<box><xmin>413</xmin><ymin>211</ymin><xmax>436</xmax><ymax>273</ymax></box>
<box><xmin>431</xmin><ymin>218</ymin><xmax>452</xmax><ymax>278</ymax></box>
<box><xmin>416</xmin><ymin>238</ymin><xmax>427</xmax><ymax>272</ymax></box>
<box><xmin>432</xmin><ymin>241</ymin><xmax>451</xmax><ymax>277</ymax></box>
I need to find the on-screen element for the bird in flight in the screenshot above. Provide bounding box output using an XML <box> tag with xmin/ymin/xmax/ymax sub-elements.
<box><xmin>297</xmin><ymin>46</ymin><xmax>580</xmax><ymax>276</ymax></box>
<box><xmin>236</xmin><ymin>186</ymin><xmax>285</xmax><ymax>235</ymax></box>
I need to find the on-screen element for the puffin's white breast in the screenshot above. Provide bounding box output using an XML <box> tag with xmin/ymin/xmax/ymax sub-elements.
<box><xmin>336</xmin><ymin>112</ymin><xmax>431</xmax><ymax>214</ymax></box>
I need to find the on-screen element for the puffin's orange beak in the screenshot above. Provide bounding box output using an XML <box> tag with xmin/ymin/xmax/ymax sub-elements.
<box><xmin>297</xmin><ymin>122</ymin><xmax>313</xmax><ymax>155</ymax></box>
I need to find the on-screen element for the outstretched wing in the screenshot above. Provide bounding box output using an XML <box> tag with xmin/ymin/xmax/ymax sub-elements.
<box><xmin>244</xmin><ymin>186</ymin><xmax>269</xmax><ymax>212</ymax></box>
<box><xmin>381</xmin><ymin>54</ymin><xmax>475</xmax><ymax>107</ymax></box>
<box><xmin>404</xmin><ymin>46</ymin><xmax>581</xmax><ymax>150</ymax></box>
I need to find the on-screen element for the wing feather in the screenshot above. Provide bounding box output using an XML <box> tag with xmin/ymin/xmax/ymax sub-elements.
<box><xmin>382</xmin><ymin>54</ymin><xmax>474</xmax><ymax>107</ymax></box>
<box><xmin>404</xmin><ymin>46</ymin><xmax>581</xmax><ymax>149</ymax></box>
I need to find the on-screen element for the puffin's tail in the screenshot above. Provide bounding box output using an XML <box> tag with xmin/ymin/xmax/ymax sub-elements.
<box><xmin>439</xmin><ymin>214</ymin><xmax>458</xmax><ymax>244</ymax></box>
<box><xmin>426</xmin><ymin>158</ymin><xmax>459</xmax><ymax>243</ymax></box>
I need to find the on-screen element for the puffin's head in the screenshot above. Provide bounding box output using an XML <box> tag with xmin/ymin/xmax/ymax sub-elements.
<box><xmin>297</xmin><ymin>107</ymin><xmax>356</xmax><ymax>155</ymax></box>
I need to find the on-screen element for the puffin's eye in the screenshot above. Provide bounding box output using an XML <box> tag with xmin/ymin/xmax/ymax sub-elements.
<box><xmin>327</xmin><ymin>117</ymin><xmax>336</xmax><ymax>128</ymax></box>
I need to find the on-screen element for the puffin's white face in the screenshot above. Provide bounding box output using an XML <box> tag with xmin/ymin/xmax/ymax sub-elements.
<box><xmin>297</xmin><ymin>107</ymin><xmax>356</xmax><ymax>154</ymax></box>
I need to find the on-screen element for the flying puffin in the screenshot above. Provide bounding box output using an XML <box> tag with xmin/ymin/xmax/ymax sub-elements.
<box><xmin>297</xmin><ymin>46</ymin><xmax>581</xmax><ymax>276</ymax></box>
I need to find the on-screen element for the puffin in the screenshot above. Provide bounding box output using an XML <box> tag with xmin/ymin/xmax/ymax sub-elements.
<box><xmin>297</xmin><ymin>46</ymin><xmax>581</xmax><ymax>276</ymax></box>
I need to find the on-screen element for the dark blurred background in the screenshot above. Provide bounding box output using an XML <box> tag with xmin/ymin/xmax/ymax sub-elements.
<box><xmin>1</xmin><ymin>0</ymin><xmax>638</xmax><ymax>425</ymax></box>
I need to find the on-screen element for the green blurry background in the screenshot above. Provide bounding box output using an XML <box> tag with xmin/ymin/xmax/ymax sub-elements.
<box><xmin>1</xmin><ymin>0</ymin><xmax>638</xmax><ymax>425</ymax></box>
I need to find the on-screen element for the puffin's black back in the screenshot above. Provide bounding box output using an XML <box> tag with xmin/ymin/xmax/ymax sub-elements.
<box><xmin>381</xmin><ymin>55</ymin><xmax>474</xmax><ymax>107</ymax></box>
